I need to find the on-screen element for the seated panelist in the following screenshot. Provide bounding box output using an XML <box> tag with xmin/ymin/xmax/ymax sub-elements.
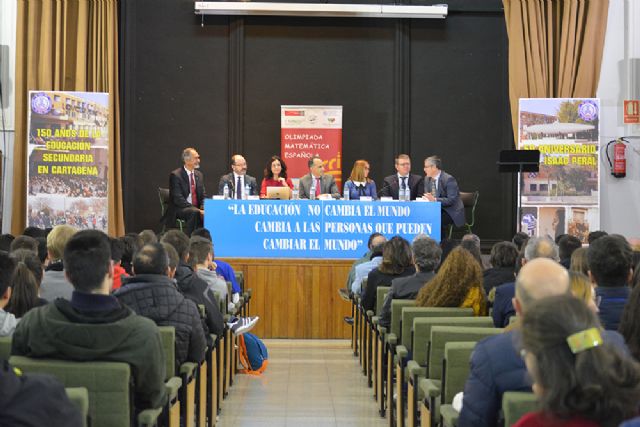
<box><xmin>378</xmin><ymin>154</ymin><xmax>422</xmax><ymax>200</ymax></box>
<box><xmin>260</xmin><ymin>155</ymin><xmax>294</xmax><ymax>198</ymax></box>
<box><xmin>343</xmin><ymin>160</ymin><xmax>378</xmax><ymax>200</ymax></box>
<box><xmin>166</xmin><ymin>147</ymin><xmax>205</xmax><ymax>236</ymax></box>
<box><xmin>217</xmin><ymin>154</ymin><xmax>258</xmax><ymax>199</ymax></box>
<box><xmin>417</xmin><ymin>155</ymin><xmax>465</xmax><ymax>230</ymax></box>
<box><xmin>298</xmin><ymin>155</ymin><xmax>340</xmax><ymax>199</ymax></box>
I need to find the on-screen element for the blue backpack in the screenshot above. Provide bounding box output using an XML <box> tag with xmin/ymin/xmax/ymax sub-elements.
<box><xmin>237</xmin><ymin>333</ymin><xmax>268</xmax><ymax>374</ymax></box>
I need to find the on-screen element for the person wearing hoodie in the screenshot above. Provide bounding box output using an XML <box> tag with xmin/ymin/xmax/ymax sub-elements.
<box><xmin>11</xmin><ymin>230</ymin><xmax>167</xmax><ymax>410</ymax></box>
<box><xmin>115</xmin><ymin>243</ymin><xmax>206</xmax><ymax>371</ymax></box>
<box><xmin>0</xmin><ymin>251</ymin><xmax>18</xmax><ymax>336</ymax></box>
<box><xmin>160</xmin><ymin>230</ymin><xmax>224</xmax><ymax>339</ymax></box>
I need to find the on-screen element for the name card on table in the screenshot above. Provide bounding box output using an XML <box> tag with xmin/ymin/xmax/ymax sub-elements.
<box><xmin>204</xmin><ymin>199</ymin><xmax>441</xmax><ymax>259</ymax></box>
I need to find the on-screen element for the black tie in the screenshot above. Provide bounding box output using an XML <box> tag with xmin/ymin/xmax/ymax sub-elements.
<box><xmin>400</xmin><ymin>177</ymin><xmax>407</xmax><ymax>190</ymax></box>
<box><xmin>236</xmin><ymin>176</ymin><xmax>242</xmax><ymax>199</ymax></box>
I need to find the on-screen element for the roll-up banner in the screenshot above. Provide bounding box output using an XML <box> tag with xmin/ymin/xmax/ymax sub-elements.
<box><xmin>26</xmin><ymin>91</ymin><xmax>109</xmax><ymax>230</ymax></box>
<box><xmin>281</xmin><ymin>105</ymin><xmax>343</xmax><ymax>189</ymax></box>
<box><xmin>518</xmin><ymin>98</ymin><xmax>600</xmax><ymax>243</ymax></box>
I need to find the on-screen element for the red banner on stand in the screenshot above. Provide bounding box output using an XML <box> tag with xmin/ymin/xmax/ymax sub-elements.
<box><xmin>281</xmin><ymin>106</ymin><xmax>343</xmax><ymax>189</ymax></box>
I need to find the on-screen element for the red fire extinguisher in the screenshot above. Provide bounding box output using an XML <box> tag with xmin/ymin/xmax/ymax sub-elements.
<box><xmin>606</xmin><ymin>138</ymin><xmax>629</xmax><ymax>178</ymax></box>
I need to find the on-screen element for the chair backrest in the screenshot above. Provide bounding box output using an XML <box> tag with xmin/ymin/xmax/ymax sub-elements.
<box><xmin>428</xmin><ymin>326</ymin><xmax>502</xmax><ymax>379</ymax></box>
<box><xmin>158</xmin><ymin>326</ymin><xmax>177</xmax><ymax>378</ymax></box>
<box><xmin>401</xmin><ymin>307</ymin><xmax>473</xmax><ymax>352</ymax></box>
<box><xmin>0</xmin><ymin>335</ymin><xmax>12</xmax><ymax>360</ymax></box>
<box><xmin>502</xmin><ymin>391</ymin><xmax>538</xmax><ymax>427</ymax></box>
<box><xmin>375</xmin><ymin>286</ymin><xmax>391</xmax><ymax>315</ymax></box>
<box><xmin>235</xmin><ymin>270</ymin><xmax>244</xmax><ymax>292</ymax></box>
<box><xmin>66</xmin><ymin>387</ymin><xmax>90</xmax><ymax>427</ymax></box>
<box><xmin>441</xmin><ymin>341</ymin><xmax>476</xmax><ymax>404</ymax></box>
<box><xmin>459</xmin><ymin>191</ymin><xmax>479</xmax><ymax>225</ymax></box>
<box><xmin>158</xmin><ymin>187</ymin><xmax>170</xmax><ymax>214</ymax></box>
<box><xmin>389</xmin><ymin>299</ymin><xmax>415</xmax><ymax>340</ymax></box>
<box><xmin>412</xmin><ymin>316</ymin><xmax>494</xmax><ymax>366</ymax></box>
<box><xmin>10</xmin><ymin>356</ymin><xmax>132</xmax><ymax>427</ymax></box>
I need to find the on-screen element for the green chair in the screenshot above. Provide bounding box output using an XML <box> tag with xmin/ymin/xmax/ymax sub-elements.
<box><xmin>158</xmin><ymin>326</ymin><xmax>189</xmax><ymax>427</ymax></box>
<box><xmin>158</xmin><ymin>187</ymin><xmax>186</xmax><ymax>232</ymax></box>
<box><xmin>0</xmin><ymin>335</ymin><xmax>11</xmax><ymax>360</ymax></box>
<box><xmin>439</xmin><ymin>342</ymin><xmax>477</xmax><ymax>427</ymax></box>
<box><xmin>365</xmin><ymin>286</ymin><xmax>390</xmax><ymax>386</ymax></box>
<box><xmin>448</xmin><ymin>191</ymin><xmax>479</xmax><ymax>238</ymax></box>
<box><xmin>405</xmin><ymin>316</ymin><xmax>494</xmax><ymax>427</ymax></box>
<box><xmin>65</xmin><ymin>387</ymin><xmax>90</xmax><ymax>427</ymax></box>
<box><xmin>9</xmin><ymin>356</ymin><xmax>163</xmax><ymax>427</ymax></box>
<box><xmin>420</xmin><ymin>326</ymin><xmax>502</xmax><ymax>427</ymax></box>
<box><xmin>502</xmin><ymin>392</ymin><xmax>538</xmax><ymax>426</ymax></box>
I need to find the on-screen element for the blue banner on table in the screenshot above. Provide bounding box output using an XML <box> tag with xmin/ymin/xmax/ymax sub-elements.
<box><xmin>204</xmin><ymin>199</ymin><xmax>441</xmax><ymax>259</ymax></box>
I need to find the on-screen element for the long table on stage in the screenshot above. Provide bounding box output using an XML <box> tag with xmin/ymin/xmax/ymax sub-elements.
<box><xmin>208</xmin><ymin>199</ymin><xmax>441</xmax><ymax>338</ymax></box>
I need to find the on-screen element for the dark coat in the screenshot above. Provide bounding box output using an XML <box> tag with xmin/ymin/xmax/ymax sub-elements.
<box><xmin>482</xmin><ymin>267</ymin><xmax>515</xmax><ymax>296</ymax></box>
<box><xmin>378</xmin><ymin>270</ymin><xmax>435</xmax><ymax>328</ymax></box>
<box><xmin>595</xmin><ymin>285</ymin><xmax>630</xmax><ymax>330</ymax></box>
<box><xmin>492</xmin><ymin>281</ymin><xmax>516</xmax><ymax>328</ymax></box>
<box><xmin>417</xmin><ymin>171</ymin><xmax>466</xmax><ymax>226</ymax></box>
<box><xmin>379</xmin><ymin>174</ymin><xmax>422</xmax><ymax>200</ymax></box>
<box><xmin>361</xmin><ymin>266</ymin><xmax>416</xmax><ymax>312</ymax></box>
<box><xmin>174</xmin><ymin>262</ymin><xmax>225</xmax><ymax>339</ymax></box>
<box><xmin>217</xmin><ymin>172</ymin><xmax>258</xmax><ymax>197</ymax></box>
<box><xmin>458</xmin><ymin>329</ymin><xmax>628</xmax><ymax>427</ymax></box>
<box><xmin>115</xmin><ymin>274</ymin><xmax>207</xmax><ymax>372</ymax></box>
<box><xmin>298</xmin><ymin>173</ymin><xmax>340</xmax><ymax>199</ymax></box>
<box><xmin>164</xmin><ymin>167</ymin><xmax>206</xmax><ymax>228</ymax></box>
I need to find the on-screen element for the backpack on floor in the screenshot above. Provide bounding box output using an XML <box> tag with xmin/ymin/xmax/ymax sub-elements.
<box><xmin>237</xmin><ymin>333</ymin><xmax>268</xmax><ymax>375</ymax></box>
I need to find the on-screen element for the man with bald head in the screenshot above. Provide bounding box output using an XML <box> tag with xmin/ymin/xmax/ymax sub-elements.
<box><xmin>218</xmin><ymin>154</ymin><xmax>258</xmax><ymax>199</ymax></box>
<box><xmin>458</xmin><ymin>257</ymin><xmax>627</xmax><ymax>427</ymax></box>
<box><xmin>492</xmin><ymin>236</ymin><xmax>560</xmax><ymax>327</ymax></box>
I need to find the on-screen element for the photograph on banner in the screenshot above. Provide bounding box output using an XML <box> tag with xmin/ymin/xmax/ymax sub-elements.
<box><xmin>281</xmin><ymin>105</ymin><xmax>343</xmax><ymax>189</ymax></box>
<box><xmin>518</xmin><ymin>98</ymin><xmax>600</xmax><ymax>242</ymax></box>
<box><xmin>26</xmin><ymin>91</ymin><xmax>109</xmax><ymax>231</ymax></box>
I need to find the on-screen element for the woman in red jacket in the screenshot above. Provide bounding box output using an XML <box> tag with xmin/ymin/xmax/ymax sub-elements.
<box><xmin>260</xmin><ymin>155</ymin><xmax>293</xmax><ymax>198</ymax></box>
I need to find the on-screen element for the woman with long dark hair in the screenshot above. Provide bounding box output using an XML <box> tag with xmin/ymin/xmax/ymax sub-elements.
<box><xmin>6</xmin><ymin>249</ymin><xmax>45</xmax><ymax>318</ymax></box>
<box><xmin>260</xmin><ymin>155</ymin><xmax>294</xmax><ymax>198</ymax></box>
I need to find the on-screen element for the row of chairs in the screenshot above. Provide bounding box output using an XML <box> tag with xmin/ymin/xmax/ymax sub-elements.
<box><xmin>0</xmin><ymin>271</ymin><xmax>252</xmax><ymax>427</ymax></box>
<box><xmin>349</xmin><ymin>282</ymin><xmax>537</xmax><ymax>427</ymax></box>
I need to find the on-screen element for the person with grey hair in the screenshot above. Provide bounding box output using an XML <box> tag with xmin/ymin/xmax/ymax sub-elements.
<box><xmin>217</xmin><ymin>154</ymin><xmax>258</xmax><ymax>199</ymax></box>
<box><xmin>377</xmin><ymin>235</ymin><xmax>442</xmax><ymax>328</ymax></box>
<box><xmin>417</xmin><ymin>156</ymin><xmax>465</xmax><ymax>237</ymax></box>
<box><xmin>165</xmin><ymin>147</ymin><xmax>206</xmax><ymax>235</ymax></box>
<box><xmin>298</xmin><ymin>155</ymin><xmax>339</xmax><ymax>199</ymax></box>
<box><xmin>492</xmin><ymin>236</ymin><xmax>560</xmax><ymax>327</ymax></box>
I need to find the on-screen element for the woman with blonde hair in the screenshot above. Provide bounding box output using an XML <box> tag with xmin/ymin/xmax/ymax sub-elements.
<box><xmin>569</xmin><ymin>247</ymin><xmax>589</xmax><ymax>276</ymax></box>
<box><xmin>416</xmin><ymin>246</ymin><xmax>486</xmax><ymax>315</ymax></box>
<box><xmin>343</xmin><ymin>160</ymin><xmax>378</xmax><ymax>200</ymax></box>
<box><xmin>569</xmin><ymin>270</ymin><xmax>597</xmax><ymax>313</ymax></box>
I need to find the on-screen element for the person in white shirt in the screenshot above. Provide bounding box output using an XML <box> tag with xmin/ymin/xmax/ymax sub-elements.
<box><xmin>217</xmin><ymin>154</ymin><xmax>258</xmax><ymax>199</ymax></box>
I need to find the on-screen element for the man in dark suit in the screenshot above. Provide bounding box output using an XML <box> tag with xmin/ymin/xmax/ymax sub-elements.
<box><xmin>217</xmin><ymin>155</ymin><xmax>258</xmax><ymax>199</ymax></box>
<box><xmin>298</xmin><ymin>155</ymin><xmax>340</xmax><ymax>199</ymax></box>
<box><xmin>378</xmin><ymin>236</ymin><xmax>441</xmax><ymax>328</ymax></box>
<box><xmin>417</xmin><ymin>156</ymin><xmax>465</xmax><ymax>233</ymax></box>
<box><xmin>166</xmin><ymin>148</ymin><xmax>206</xmax><ymax>236</ymax></box>
<box><xmin>378</xmin><ymin>154</ymin><xmax>422</xmax><ymax>200</ymax></box>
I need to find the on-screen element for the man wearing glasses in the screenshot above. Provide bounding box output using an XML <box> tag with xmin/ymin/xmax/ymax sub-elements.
<box><xmin>418</xmin><ymin>155</ymin><xmax>465</xmax><ymax>234</ymax></box>
<box><xmin>378</xmin><ymin>154</ymin><xmax>422</xmax><ymax>200</ymax></box>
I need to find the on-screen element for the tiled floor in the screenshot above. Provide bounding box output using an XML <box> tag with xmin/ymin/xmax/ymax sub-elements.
<box><xmin>217</xmin><ymin>339</ymin><xmax>388</xmax><ymax>427</ymax></box>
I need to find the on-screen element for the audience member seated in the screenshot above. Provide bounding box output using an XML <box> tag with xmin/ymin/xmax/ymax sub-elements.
<box><xmin>458</xmin><ymin>259</ymin><xmax>570</xmax><ymax>427</ymax></box>
<box><xmin>378</xmin><ymin>236</ymin><xmax>441</xmax><ymax>328</ymax></box>
<box><xmin>0</xmin><ymin>252</ymin><xmax>18</xmax><ymax>336</ymax></box>
<box><xmin>189</xmin><ymin>236</ymin><xmax>228</xmax><ymax>304</ymax></box>
<box><xmin>11</xmin><ymin>230</ymin><xmax>167</xmax><ymax>410</ymax></box>
<box><xmin>587</xmin><ymin>230</ymin><xmax>608</xmax><ymax>245</ymax></box>
<box><xmin>350</xmin><ymin>235</ymin><xmax>387</xmax><ymax>295</ymax></box>
<box><xmin>9</xmin><ymin>235</ymin><xmax>39</xmax><ymax>254</ymax></box>
<box><xmin>482</xmin><ymin>241</ymin><xmax>518</xmax><ymax>297</ymax></box>
<box><xmin>339</xmin><ymin>232</ymin><xmax>384</xmax><ymax>301</ymax></box>
<box><xmin>40</xmin><ymin>225</ymin><xmax>76</xmax><ymax>302</ymax></box>
<box><xmin>0</xmin><ymin>234</ymin><xmax>15</xmax><ymax>252</ymax></box>
<box><xmin>415</xmin><ymin>246</ymin><xmax>486</xmax><ymax>316</ymax></box>
<box><xmin>569</xmin><ymin>246</ymin><xmax>589</xmax><ymax>276</ymax></box>
<box><xmin>115</xmin><ymin>243</ymin><xmax>207</xmax><ymax>369</ymax></box>
<box><xmin>0</xmin><ymin>360</ymin><xmax>83</xmax><ymax>426</ymax></box>
<box><xmin>343</xmin><ymin>160</ymin><xmax>378</xmax><ymax>200</ymax></box>
<box><xmin>218</xmin><ymin>154</ymin><xmax>258</xmax><ymax>199</ymax></box>
<box><xmin>109</xmin><ymin>237</ymin><xmax>128</xmax><ymax>291</ymax></box>
<box><xmin>192</xmin><ymin>228</ymin><xmax>242</xmax><ymax>297</ymax></box>
<box><xmin>360</xmin><ymin>236</ymin><xmax>415</xmax><ymax>312</ymax></box>
<box><xmin>460</xmin><ymin>238</ymin><xmax>484</xmax><ymax>269</ymax></box>
<box><xmin>160</xmin><ymin>230</ymin><xmax>224</xmax><ymax>339</ymax></box>
<box><xmin>118</xmin><ymin>234</ymin><xmax>139</xmax><ymax>275</ymax></box>
<box><xmin>138</xmin><ymin>229</ymin><xmax>158</xmax><ymax>246</ymax></box>
<box><xmin>558</xmin><ymin>234</ymin><xmax>582</xmax><ymax>269</ymax></box>
<box><xmin>21</xmin><ymin>226</ymin><xmax>47</xmax><ymax>239</ymax></box>
<box><xmin>35</xmin><ymin>236</ymin><xmax>47</xmax><ymax>264</ymax></box>
<box><xmin>5</xmin><ymin>250</ymin><xmax>47</xmax><ymax>318</ymax></box>
<box><xmin>513</xmin><ymin>295</ymin><xmax>640</xmax><ymax>427</ymax></box>
<box><xmin>512</xmin><ymin>231</ymin><xmax>529</xmax><ymax>252</ymax></box>
<box><xmin>589</xmin><ymin>235</ymin><xmax>632</xmax><ymax>330</ymax></box>
<box><xmin>260</xmin><ymin>155</ymin><xmax>294</xmax><ymax>198</ymax></box>
<box><xmin>492</xmin><ymin>236</ymin><xmax>559</xmax><ymax>327</ymax></box>
<box><xmin>569</xmin><ymin>271</ymin><xmax>598</xmax><ymax>313</ymax></box>
<box><xmin>617</xmin><ymin>274</ymin><xmax>640</xmax><ymax>361</ymax></box>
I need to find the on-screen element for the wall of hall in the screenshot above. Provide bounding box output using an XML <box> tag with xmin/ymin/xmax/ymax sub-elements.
<box><xmin>120</xmin><ymin>0</ymin><xmax>517</xmax><ymax>243</ymax></box>
<box><xmin>597</xmin><ymin>0</ymin><xmax>640</xmax><ymax>238</ymax></box>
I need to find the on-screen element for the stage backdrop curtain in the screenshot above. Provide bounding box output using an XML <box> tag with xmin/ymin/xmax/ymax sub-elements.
<box><xmin>503</xmin><ymin>0</ymin><xmax>609</xmax><ymax>144</ymax></box>
<box><xmin>13</xmin><ymin>0</ymin><xmax>124</xmax><ymax>235</ymax></box>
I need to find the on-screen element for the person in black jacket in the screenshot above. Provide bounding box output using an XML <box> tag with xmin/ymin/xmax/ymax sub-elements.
<box><xmin>482</xmin><ymin>241</ymin><xmax>518</xmax><ymax>296</ymax></box>
<box><xmin>160</xmin><ymin>230</ymin><xmax>224</xmax><ymax>340</ymax></box>
<box><xmin>0</xmin><ymin>360</ymin><xmax>83</xmax><ymax>427</ymax></box>
<box><xmin>114</xmin><ymin>243</ymin><xmax>207</xmax><ymax>372</ymax></box>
